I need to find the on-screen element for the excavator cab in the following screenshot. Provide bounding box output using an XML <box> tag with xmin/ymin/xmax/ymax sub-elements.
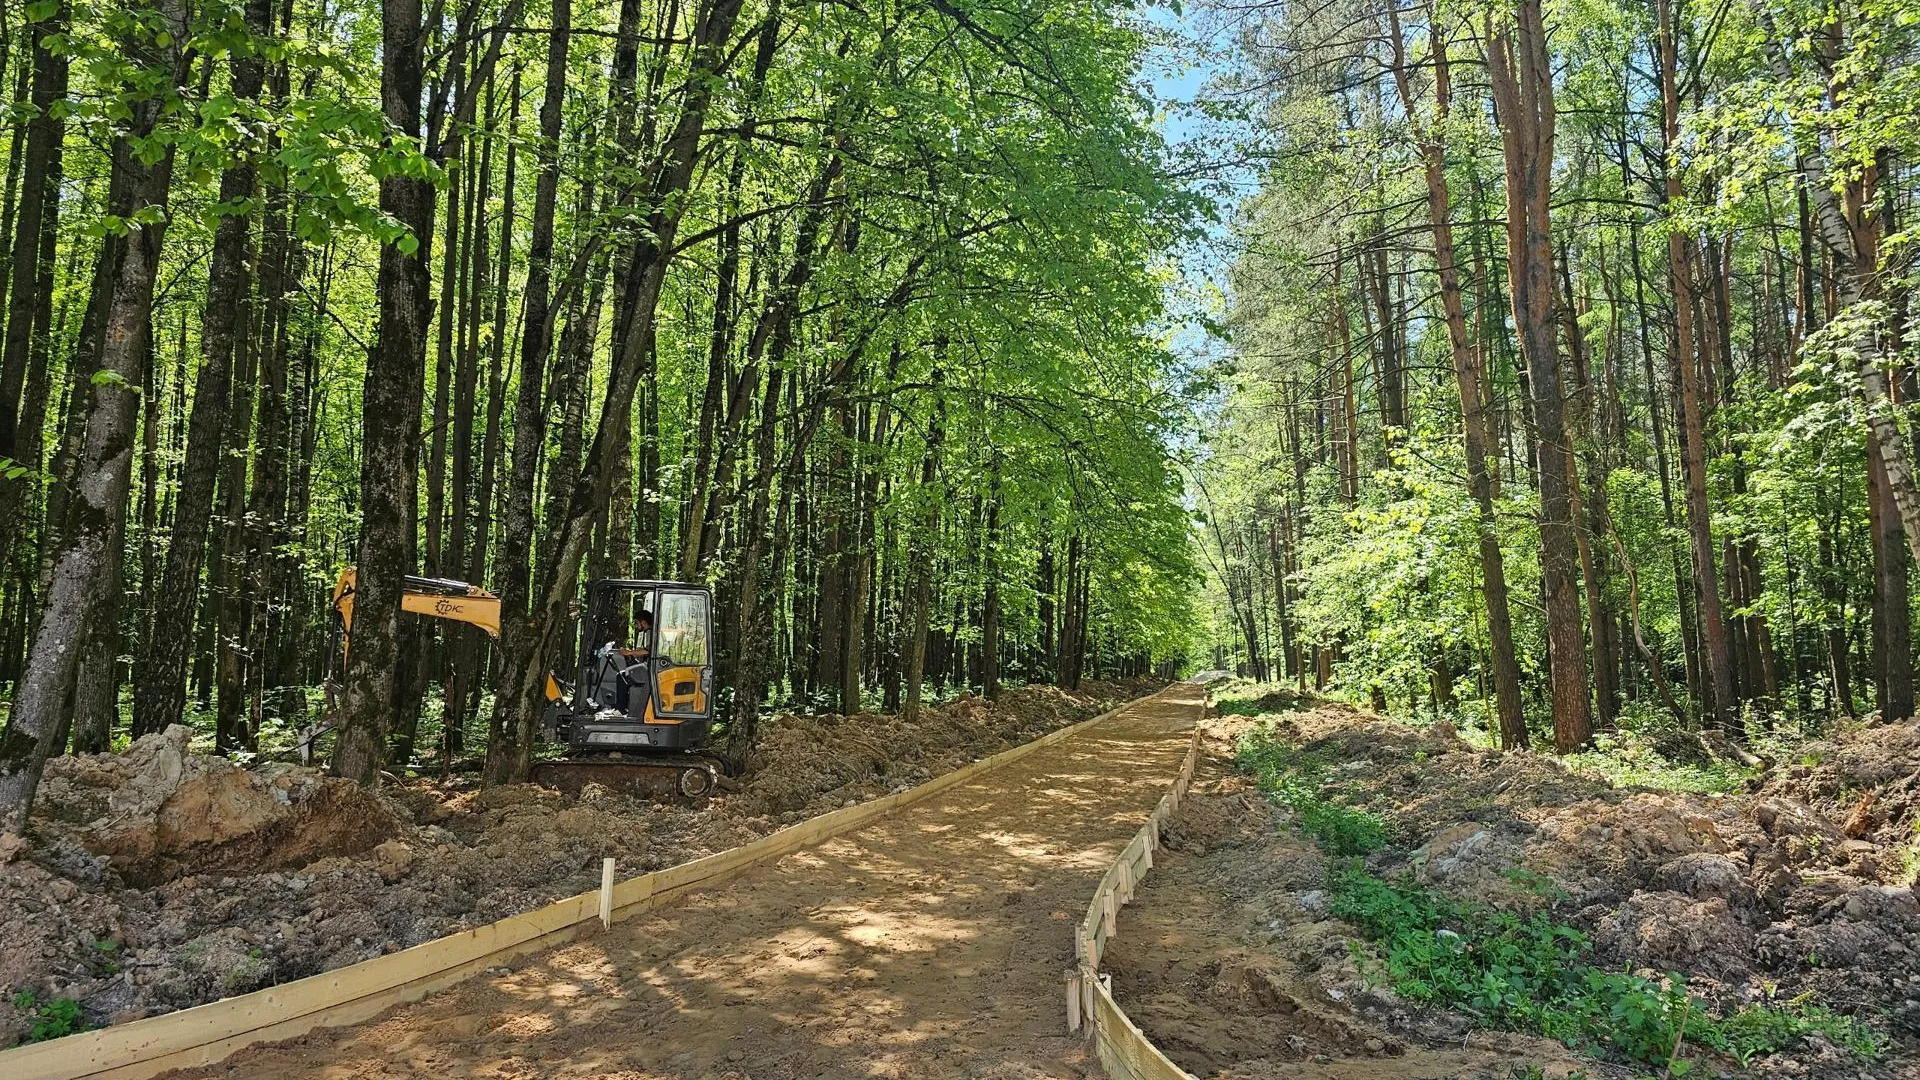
<box><xmin>544</xmin><ymin>579</ymin><xmax>716</xmax><ymax>757</ymax></box>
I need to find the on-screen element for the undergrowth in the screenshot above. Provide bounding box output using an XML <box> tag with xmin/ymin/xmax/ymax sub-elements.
<box><xmin>1235</xmin><ymin>730</ymin><xmax>1388</xmax><ymax>855</ymax></box>
<box><xmin>1563</xmin><ymin>734</ymin><xmax>1751</xmax><ymax>797</ymax></box>
<box><xmin>1329</xmin><ymin>868</ymin><xmax>1886</xmax><ymax>1071</ymax></box>
<box><xmin>9</xmin><ymin>990</ymin><xmax>85</xmax><ymax>1044</ymax></box>
<box><xmin>1213</xmin><ymin>683</ymin><xmax>1313</xmax><ymax>720</ymax></box>
<box><xmin>1234</xmin><ymin>722</ymin><xmax>1888</xmax><ymax>1073</ymax></box>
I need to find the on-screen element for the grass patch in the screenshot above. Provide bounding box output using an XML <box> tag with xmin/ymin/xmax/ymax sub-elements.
<box><xmin>1563</xmin><ymin>734</ymin><xmax>1751</xmax><ymax>796</ymax></box>
<box><xmin>1237</xmin><ymin>727</ymin><xmax>1388</xmax><ymax>856</ymax></box>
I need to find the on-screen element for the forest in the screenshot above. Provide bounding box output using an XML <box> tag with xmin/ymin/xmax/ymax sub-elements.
<box><xmin>3</xmin><ymin>0</ymin><xmax>1920</xmax><ymax>1066</ymax></box>
<box><xmin>0</xmin><ymin>0</ymin><xmax>1204</xmax><ymax>830</ymax></box>
<box><xmin>1193</xmin><ymin>0</ymin><xmax>1920</xmax><ymax>754</ymax></box>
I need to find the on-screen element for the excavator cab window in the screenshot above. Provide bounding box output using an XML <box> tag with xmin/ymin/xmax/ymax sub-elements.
<box><xmin>652</xmin><ymin>590</ymin><xmax>710</xmax><ymax>717</ymax></box>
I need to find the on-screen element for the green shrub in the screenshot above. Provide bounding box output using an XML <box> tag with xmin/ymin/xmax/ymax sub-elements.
<box><xmin>1563</xmin><ymin>732</ymin><xmax>1750</xmax><ymax>796</ymax></box>
<box><xmin>10</xmin><ymin>990</ymin><xmax>85</xmax><ymax>1043</ymax></box>
<box><xmin>1718</xmin><ymin>998</ymin><xmax>1890</xmax><ymax>1065</ymax></box>
<box><xmin>1214</xmin><ymin>685</ymin><xmax>1311</xmax><ymax>718</ymax></box>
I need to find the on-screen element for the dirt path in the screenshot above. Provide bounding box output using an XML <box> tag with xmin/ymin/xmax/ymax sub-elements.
<box><xmin>170</xmin><ymin>685</ymin><xmax>1202</xmax><ymax>1080</ymax></box>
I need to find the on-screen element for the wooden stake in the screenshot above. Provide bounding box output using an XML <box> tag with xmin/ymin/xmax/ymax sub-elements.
<box><xmin>1065</xmin><ymin>969</ymin><xmax>1082</xmax><ymax>1032</ymax></box>
<box><xmin>599</xmin><ymin>857</ymin><xmax>615</xmax><ymax>929</ymax></box>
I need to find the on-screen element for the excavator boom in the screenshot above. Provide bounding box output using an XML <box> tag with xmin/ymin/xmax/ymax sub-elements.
<box><xmin>332</xmin><ymin>567</ymin><xmax>503</xmax><ymax>642</ymax></box>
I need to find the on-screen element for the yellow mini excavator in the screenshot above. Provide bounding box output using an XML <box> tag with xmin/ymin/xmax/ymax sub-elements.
<box><xmin>325</xmin><ymin>570</ymin><xmax>722</xmax><ymax>796</ymax></box>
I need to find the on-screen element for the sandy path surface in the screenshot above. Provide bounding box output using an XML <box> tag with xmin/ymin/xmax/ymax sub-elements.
<box><xmin>173</xmin><ymin>685</ymin><xmax>1202</xmax><ymax>1080</ymax></box>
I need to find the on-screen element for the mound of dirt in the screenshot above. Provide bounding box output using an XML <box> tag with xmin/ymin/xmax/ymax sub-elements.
<box><xmin>1755</xmin><ymin>719</ymin><xmax>1920</xmax><ymax>856</ymax></box>
<box><xmin>0</xmin><ymin>678</ymin><xmax>1154</xmax><ymax>1046</ymax></box>
<box><xmin>1106</xmin><ymin>759</ymin><xmax>1590</xmax><ymax>1080</ymax></box>
<box><xmin>1107</xmin><ymin>700</ymin><xmax>1920</xmax><ymax>1079</ymax></box>
<box><xmin>1298</xmin><ymin>713</ymin><xmax>1920</xmax><ymax>1031</ymax></box>
<box><xmin>738</xmin><ymin>684</ymin><xmax>1102</xmax><ymax>816</ymax></box>
<box><xmin>30</xmin><ymin>726</ymin><xmax>400</xmax><ymax>886</ymax></box>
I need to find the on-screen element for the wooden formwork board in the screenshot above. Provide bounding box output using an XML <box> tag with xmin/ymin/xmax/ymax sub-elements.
<box><xmin>0</xmin><ymin>692</ymin><xmax>1163</xmax><ymax>1080</ymax></box>
<box><xmin>1071</xmin><ymin>719</ymin><xmax>1202</xmax><ymax>1080</ymax></box>
<box><xmin>1092</xmin><ymin>981</ymin><xmax>1195</xmax><ymax>1080</ymax></box>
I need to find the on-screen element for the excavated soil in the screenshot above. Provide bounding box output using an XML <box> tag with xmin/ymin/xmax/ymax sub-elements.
<box><xmin>1105</xmin><ymin>696</ymin><xmax>1920</xmax><ymax>1080</ymax></box>
<box><xmin>0</xmin><ymin>679</ymin><xmax>1153</xmax><ymax>1046</ymax></box>
<box><xmin>158</xmin><ymin>684</ymin><xmax>1205</xmax><ymax>1080</ymax></box>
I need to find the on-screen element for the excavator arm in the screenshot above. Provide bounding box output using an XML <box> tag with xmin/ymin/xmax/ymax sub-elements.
<box><xmin>330</xmin><ymin>567</ymin><xmax>561</xmax><ymax>700</ymax></box>
<box><xmin>332</xmin><ymin>567</ymin><xmax>503</xmax><ymax>641</ymax></box>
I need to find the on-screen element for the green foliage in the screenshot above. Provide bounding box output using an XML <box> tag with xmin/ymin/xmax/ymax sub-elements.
<box><xmin>10</xmin><ymin>991</ymin><xmax>86</xmax><ymax>1043</ymax></box>
<box><xmin>1211</xmin><ymin>682</ymin><xmax>1311</xmax><ymax>717</ymax></box>
<box><xmin>1717</xmin><ymin>998</ymin><xmax>1891</xmax><ymax>1066</ymax></box>
<box><xmin>1328</xmin><ymin>868</ymin><xmax>1886</xmax><ymax>1070</ymax></box>
<box><xmin>1562</xmin><ymin>711</ymin><xmax>1753</xmax><ymax>796</ymax></box>
<box><xmin>88</xmin><ymin>937</ymin><xmax>121</xmax><ymax>977</ymax></box>
<box><xmin>1188</xmin><ymin>0</ymin><xmax>1920</xmax><ymax>738</ymax></box>
<box><xmin>1236</xmin><ymin>727</ymin><xmax>1388</xmax><ymax>855</ymax></box>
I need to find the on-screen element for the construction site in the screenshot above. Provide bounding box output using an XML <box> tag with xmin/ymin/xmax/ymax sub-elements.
<box><xmin>2</xmin><ymin>679</ymin><xmax>1916</xmax><ymax>1078</ymax></box>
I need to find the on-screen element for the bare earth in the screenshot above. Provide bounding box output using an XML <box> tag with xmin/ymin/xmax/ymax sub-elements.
<box><xmin>1103</xmin><ymin>710</ymin><xmax>1587</xmax><ymax>1080</ymax></box>
<box><xmin>167</xmin><ymin>685</ymin><xmax>1202</xmax><ymax>1080</ymax></box>
<box><xmin>1108</xmin><ymin>696</ymin><xmax>1920</xmax><ymax>1080</ymax></box>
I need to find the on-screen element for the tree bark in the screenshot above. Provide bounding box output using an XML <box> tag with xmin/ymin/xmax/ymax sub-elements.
<box><xmin>0</xmin><ymin>0</ymin><xmax>67</xmax><ymax>467</ymax></box>
<box><xmin>1387</xmin><ymin>1</ymin><xmax>1527</xmax><ymax>748</ymax></box>
<box><xmin>133</xmin><ymin>0</ymin><xmax>271</xmax><ymax>738</ymax></box>
<box><xmin>1868</xmin><ymin>436</ymin><xmax>1913</xmax><ymax>719</ymax></box>
<box><xmin>1487</xmin><ymin>0</ymin><xmax>1591</xmax><ymax>752</ymax></box>
<box><xmin>489</xmin><ymin>0</ymin><xmax>749</xmax><ymax>782</ymax></box>
<box><xmin>1759</xmin><ymin>14</ymin><xmax>1920</xmax><ymax>572</ymax></box>
<box><xmin>333</xmin><ymin>0</ymin><xmax>434</xmax><ymax>786</ymax></box>
<box><xmin>1656</xmin><ymin>0</ymin><xmax>1736</xmax><ymax>733</ymax></box>
<box><xmin>903</xmin><ymin>369</ymin><xmax>945</xmax><ymax>720</ymax></box>
<box><xmin>0</xmin><ymin>0</ymin><xmax>68</xmax><ymax>583</ymax></box>
<box><xmin>0</xmin><ymin>2</ymin><xmax>185</xmax><ymax>831</ymax></box>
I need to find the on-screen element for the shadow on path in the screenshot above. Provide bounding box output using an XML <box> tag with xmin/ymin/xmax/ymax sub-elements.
<box><xmin>172</xmin><ymin>687</ymin><xmax>1203</xmax><ymax>1080</ymax></box>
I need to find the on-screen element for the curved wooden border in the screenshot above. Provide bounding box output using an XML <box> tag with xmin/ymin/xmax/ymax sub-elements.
<box><xmin>0</xmin><ymin>690</ymin><xmax>1166</xmax><ymax>1080</ymax></box>
<box><xmin>1065</xmin><ymin>706</ymin><xmax>1201</xmax><ymax>1080</ymax></box>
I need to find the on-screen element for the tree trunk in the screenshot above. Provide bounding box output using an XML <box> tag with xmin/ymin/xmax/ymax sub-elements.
<box><xmin>0</xmin><ymin>4</ymin><xmax>184</xmax><ymax>831</ymax></box>
<box><xmin>1388</xmin><ymin>1</ymin><xmax>1527</xmax><ymax>747</ymax></box>
<box><xmin>488</xmin><ymin>0</ymin><xmax>745</xmax><ymax>782</ymax></box>
<box><xmin>1487</xmin><ymin>0</ymin><xmax>1590</xmax><ymax>752</ymax></box>
<box><xmin>1868</xmin><ymin>437</ymin><xmax>1913</xmax><ymax>719</ymax></box>
<box><xmin>981</xmin><ymin>487</ymin><xmax>1000</xmax><ymax>699</ymax></box>
<box><xmin>1657</xmin><ymin>0</ymin><xmax>1735</xmax><ymax>734</ymax></box>
<box><xmin>484</xmin><ymin>3</ymin><xmax>572</xmax><ymax>786</ymax></box>
<box><xmin>333</xmin><ymin>0</ymin><xmax>433</xmax><ymax>786</ymax></box>
<box><xmin>133</xmin><ymin>0</ymin><xmax>269</xmax><ymax>738</ymax></box>
<box><xmin>0</xmin><ymin>0</ymin><xmax>67</xmax><ymax>506</ymax></box>
<box><xmin>1760</xmin><ymin>14</ymin><xmax>1920</xmax><ymax>573</ymax></box>
<box><xmin>902</xmin><ymin>373</ymin><xmax>944</xmax><ymax>720</ymax></box>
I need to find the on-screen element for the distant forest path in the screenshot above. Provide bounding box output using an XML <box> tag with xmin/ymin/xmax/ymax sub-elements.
<box><xmin>174</xmin><ymin>685</ymin><xmax>1204</xmax><ymax>1080</ymax></box>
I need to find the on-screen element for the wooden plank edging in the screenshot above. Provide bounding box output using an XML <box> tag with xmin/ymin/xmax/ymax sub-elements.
<box><xmin>1</xmin><ymin>689</ymin><xmax>1167</xmax><ymax>1080</ymax></box>
<box><xmin>1068</xmin><ymin>713</ymin><xmax>1202</xmax><ymax>1080</ymax></box>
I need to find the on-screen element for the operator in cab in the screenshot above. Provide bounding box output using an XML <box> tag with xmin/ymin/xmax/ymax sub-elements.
<box><xmin>621</xmin><ymin>610</ymin><xmax>653</xmax><ymax>659</ymax></box>
<box><xmin>611</xmin><ymin>610</ymin><xmax>653</xmax><ymax>714</ymax></box>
